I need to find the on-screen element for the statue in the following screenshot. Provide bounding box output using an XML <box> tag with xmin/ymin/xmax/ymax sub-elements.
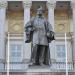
<box><xmin>25</xmin><ymin>6</ymin><xmax>55</xmax><ymax>66</ymax></box>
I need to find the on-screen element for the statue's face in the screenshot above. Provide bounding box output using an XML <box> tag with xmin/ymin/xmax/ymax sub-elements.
<box><xmin>37</xmin><ymin>10</ymin><xmax>43</xmax><ymax>16</ymax></box>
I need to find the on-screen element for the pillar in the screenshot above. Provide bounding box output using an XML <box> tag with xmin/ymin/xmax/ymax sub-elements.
<box><xmin>23</xmin><ymin>1</ymin><xmax>32</xmax><ymax>63</ymax></box>
<box><xmin>0</xmin><ymin>1</ymin><xmax>7</xmax><ymax>62</ymax></box>
<box><xmin>71</xmin><ymin>1</ymin><xmax>75</xmax><ymax>68</ymax></box>
<box><xmin>47</xmin><ymin>1</ymin><xmax>56</xmax><ymax>62</ymax></box>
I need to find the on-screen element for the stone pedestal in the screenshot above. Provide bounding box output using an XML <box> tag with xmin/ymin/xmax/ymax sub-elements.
<box><xmin>25</xmin><ymin>66</ymin><xmax>52</xmax><ymax>75</ymax></box>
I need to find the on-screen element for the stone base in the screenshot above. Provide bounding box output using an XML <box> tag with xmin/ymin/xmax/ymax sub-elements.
<box><xmin>26</xmin><ymin>66</ymin><xmax>52</xmax><ymax>72</ymax></box>
<box><xmin>0</xmin><ymin>66</ymin><xmax>75</xmax><ymax>75</ymax></box>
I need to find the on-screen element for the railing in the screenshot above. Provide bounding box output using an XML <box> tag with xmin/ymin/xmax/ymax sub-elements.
<box><xmin>50</xmin><ymin>62</ymin><xmax>74</xmax><ymax>71</ymax></box>
<box><xmin>0</xmin><ymin>62</ymin><xmax>74</xmax><ymax>71</ymax></box>
<box><xmin>0</xmin><ymin>62</ymin><xmax>26</xmax><ymax>70</ymax></box>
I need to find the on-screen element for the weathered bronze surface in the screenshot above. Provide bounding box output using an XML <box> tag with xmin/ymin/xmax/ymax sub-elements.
<box><xmin>25</xmin><ymin>6</ymin><xmax>55</xmax><ymax>66</ymax></box>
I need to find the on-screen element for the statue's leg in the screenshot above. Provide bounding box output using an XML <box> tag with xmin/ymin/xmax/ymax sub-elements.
<box><xmin>39</xmin><ymin>45</ymin><xmax>46</xmax><ymax>65</ymax></box>
<box><xmin>43</xmin><ymin>46</ymin><xmax>51</xmax><ymax>65</ymax></box>
<box><xmin>35</xmin><ymin>45</ymin><xmax>41</xmax><ymax>65</ymax></box>
<box><xmin>31</xmin><ymin>44</ymin><xmax>41</xmax><ymax>65</ymax></box>
<box><xmin>30</xmin><ymin>44</ymin><xmax>38</xmax><ymax>64</ymax></box>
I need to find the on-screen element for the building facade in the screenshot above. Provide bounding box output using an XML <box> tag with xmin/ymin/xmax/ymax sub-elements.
<box><xmin>0</xmin><ymin>0</ymin><xmax>75</xmax><ymax>75</ymax></box>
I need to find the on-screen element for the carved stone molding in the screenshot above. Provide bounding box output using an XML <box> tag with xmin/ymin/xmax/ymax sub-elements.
<box><xmin>23</xmin><ymin>1</ymin><xmax>32</xmax><ymax>8</ymax></box>
<box><xmin>46</xmin><ymin>1</ymin><xmax>56</xmax><ymax>9</ymax></box>
<box><xmin>0</xmin><ymin>1</ymin><xmax>7</xmax><ymax>9</ymax></box>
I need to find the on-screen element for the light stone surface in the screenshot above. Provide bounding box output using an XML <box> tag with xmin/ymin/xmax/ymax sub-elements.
<box><xmin>71</xmin><ymin>1</ymin><xmax>75</xmax><ymax>68</ymax></box>
<box><xmin>0</xmin><ymin>1</ymin><xmax>7</xmax><ymax>61</ymax></box>
<box><xmin>23</xmin><ymin>1</ymin><xmax>32</xmax><ymax>61</ymax></box>
<box><xmin>47</xmin><ymin>1</ymin><xmax>56</xmax><ymax>61</ymax></box>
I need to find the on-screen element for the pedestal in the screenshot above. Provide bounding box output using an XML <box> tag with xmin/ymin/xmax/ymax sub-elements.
<box><xmin>25</xmin><ymin>66</ymin><xmax>51</xmax><ymax>75</ymax></box>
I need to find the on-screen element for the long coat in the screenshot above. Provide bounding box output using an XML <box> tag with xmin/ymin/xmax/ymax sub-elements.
<box><xmin>25</xmin><ymin>16</ymin><xmax>55</xmax><ymax>44</ymax></box>
<box><xmin>25</xmin><ymin>16</ymin><xmax>55</xmax><ymax>65</ymax></box>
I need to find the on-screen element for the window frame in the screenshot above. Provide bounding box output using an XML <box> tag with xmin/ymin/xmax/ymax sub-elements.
<box><xmin>9</xmin><ymin>41</ymin><xmax>23</xmax><ymax>62</ymax></box>
<box><xmin>55</xmin><ymin>41</ymin><xmax>66</xmax><ymax>62</ymax></box>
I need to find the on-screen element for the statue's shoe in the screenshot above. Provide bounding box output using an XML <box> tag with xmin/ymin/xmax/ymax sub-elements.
<box><xmin>40</xmin><ymin>63</ymin><xmax>46</xmax><ymax>66</ymax></box>
<box><xmin>33</xmin><ymin>63</ymin><xmax>40</xmax><ymax>65</ymax></box>
<box><xmin>29</xmin><ymin>63</ymin><xmax>40</xmax><ymax>66</ymax></box>
<box><xmin>25</xmin><ymin>40</ymin><xmax>30</xmax><ymax>43</ymax></box>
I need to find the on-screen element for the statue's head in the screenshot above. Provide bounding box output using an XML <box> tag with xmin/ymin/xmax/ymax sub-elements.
<box><xmin>37</xmin><ymin>6</ymin><xmax>44</xmax><ymax>16</ymax></box>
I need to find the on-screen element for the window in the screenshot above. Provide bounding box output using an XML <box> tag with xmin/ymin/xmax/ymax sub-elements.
<box><xmin>56</xmin><ymin>45</ymin><xmax>66</xmax><ymax>62</ymax></box>
<box><xmin>10</xmin><ymin>44</ymin><xmax>22</xmax><ymax>62</ymax></box>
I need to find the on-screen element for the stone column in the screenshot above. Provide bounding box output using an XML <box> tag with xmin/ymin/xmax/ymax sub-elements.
<box><xmin>71</xmin><ymin>2</ymin><xmax>75</xmax><ymax>68</ymax></box>
<box><xmin>0</xmin><ymin>1</ymin><xmax>7</xmax><ymax>62</ymax></box>
<box><xmin>47</xmin><ymin>1</ymin><xmax>56</xmax><ymax>62</ymax></box>
<box><xmin>47</xmin><ymin>1</ymin><xmax>55</xmax><ymax>30</ymax></box>
<box><xmin>23</xmin><ymin>1</ymin><xmax>32</xmax><ymax>64</ymax></box>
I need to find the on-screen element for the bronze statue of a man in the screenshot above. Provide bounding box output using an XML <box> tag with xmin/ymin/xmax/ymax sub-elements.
<box><xmin>25</xmin><ymin>6</ymin><xmax>55</xmax><ymax>66</ymax></box>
